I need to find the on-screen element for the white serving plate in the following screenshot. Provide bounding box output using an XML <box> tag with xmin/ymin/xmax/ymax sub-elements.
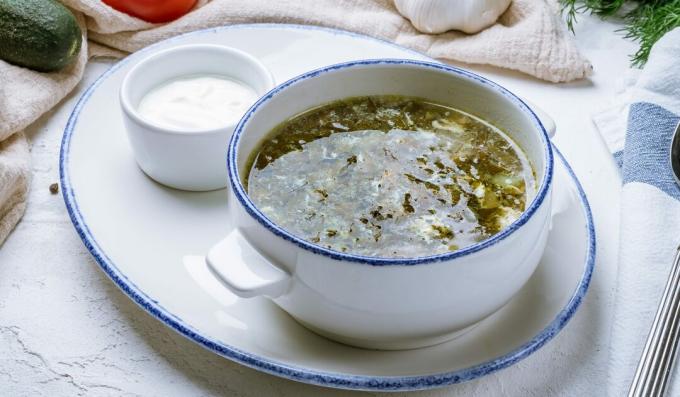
<box><xmin>60</xmin><ymin>24</ymin><xmax>594</xmax><ymax>391</ymax></box>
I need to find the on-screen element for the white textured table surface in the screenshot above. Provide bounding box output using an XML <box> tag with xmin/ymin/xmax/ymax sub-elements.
<box><xmin>0</xmin><ymin>17</ymin><xmax>635</xmax><ymax>396</ymax></box>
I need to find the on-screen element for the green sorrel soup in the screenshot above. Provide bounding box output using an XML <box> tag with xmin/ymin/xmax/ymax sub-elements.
<box><xmin>245</xmin><ymin>96</ymin><xmax>535</xmax><ymax>258</ymax></box>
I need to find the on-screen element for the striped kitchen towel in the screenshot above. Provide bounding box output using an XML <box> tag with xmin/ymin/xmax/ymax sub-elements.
<box><xmin>593</xmin><ymin>28</ymin><xmax>680</xmax><ymax>396</ymax></box>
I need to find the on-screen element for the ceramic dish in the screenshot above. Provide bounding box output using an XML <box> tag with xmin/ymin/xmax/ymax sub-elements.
<box><xmin>120</xmin><ymin>44</ymin><xmax>275</xmax><ymax>191</ymax></box>
<box><xmin>60</xmin><ymin>24</ymin><xmax>594</xmax><ymax>391</ymax></box>
<box><xmin>204</xmin><ymin>59</ymin><xmax>554</xmax><ymax>350</ymax></box>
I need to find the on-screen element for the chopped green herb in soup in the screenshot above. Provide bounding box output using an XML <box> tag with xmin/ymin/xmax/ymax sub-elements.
<box><xmin>246</xmin><ymin>96</ymin><xmax>535</xmax><ymax>258</ymax></box>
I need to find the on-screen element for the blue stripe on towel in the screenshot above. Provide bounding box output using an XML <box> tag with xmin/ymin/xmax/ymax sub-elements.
<box><xmin>613</xmin><ymin>150</ymin><xmax>624</xmax><ymax>169</ymax></box>
<box><xmin>622</xmin><ymin>102</ymin><xmax>680</xmax><ymax>200</ymax></box>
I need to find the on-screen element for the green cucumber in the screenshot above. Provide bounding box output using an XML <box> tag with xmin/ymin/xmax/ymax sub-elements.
<box><xmin>0</xmin><ymin>0</ymin><xmax>82</xmax><ymax>73</ymax></box>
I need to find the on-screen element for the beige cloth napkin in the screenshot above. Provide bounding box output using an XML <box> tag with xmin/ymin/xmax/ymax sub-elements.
<box><xmin>0</xmin><ymin>0</ymin><xmax>591</xmax><ymax>246</ymax></box>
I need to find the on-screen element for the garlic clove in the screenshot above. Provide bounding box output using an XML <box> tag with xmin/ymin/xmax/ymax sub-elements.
<box><xmin>394</xmin><ymin>0</ymin><xmax>512</xmax><ymax>35</ymax></box>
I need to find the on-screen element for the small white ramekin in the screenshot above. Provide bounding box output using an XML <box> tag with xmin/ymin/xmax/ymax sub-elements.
<box><xmin>120</xmin><ymin>44</ymin><xmax>275</xmax><ymax>191</ymax></box>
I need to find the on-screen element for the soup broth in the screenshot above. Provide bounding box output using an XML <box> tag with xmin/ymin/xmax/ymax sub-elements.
<box><xmin>245</xmin><ymin>96</ymin><xmax>535</xmax><ymax>258</ymax></box>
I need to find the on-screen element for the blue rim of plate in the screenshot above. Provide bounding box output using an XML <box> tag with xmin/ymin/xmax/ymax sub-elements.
<box><xmin>228</xmin><ymin>58</ymin><xmax>553</xmax><ymax>266</ymax></box>
<box><xmin>59</xmin><ymin>23</ymin><xmax>595</xmax><ymax>391</ymax></box>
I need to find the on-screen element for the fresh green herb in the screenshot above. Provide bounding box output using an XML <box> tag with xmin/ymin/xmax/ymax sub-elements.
<box><xmin>623</xmin><ymin>1</ymin><xmax>680</xmax><ymax>66</ymax></box>
<box><xmin>432</xmin><ymin>225</ymin><xmax>454</xmax><ymax>240</ymax></box>
<box><xmin>314</xmin><ymin>188</ymin><xmax>328</xmax><ymax>201</ymax></box>
<box><xmin>560</xmin><ymin>0</ymin><xmax>680</xmax><ymax>66</ymax></box>
<box><xmin>402</xmin><ymin>193</ymin><xmax>415</xmax><ymax>213</ymax></box>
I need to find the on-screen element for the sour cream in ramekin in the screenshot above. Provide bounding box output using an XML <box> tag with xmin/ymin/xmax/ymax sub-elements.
<box><xmin>137</xmin><ymin>75</ymin><xmax>259</xmax><ymax>131</ymax></box>
<box><xmin>119</xmin><ymin>44</ymin><xmax>275</xmax><ymax>191</ymax></box>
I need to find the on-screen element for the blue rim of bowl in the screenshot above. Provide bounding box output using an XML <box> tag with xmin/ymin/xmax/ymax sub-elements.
<box><xmin>59</xmin><ymin>23</ymin><xmax>594</xmax><ymax>391</ymax></box>
<box><xmin>228</xmin><ymin>58</ymin><xmax>554</xmax><ymax>265</ymax></box>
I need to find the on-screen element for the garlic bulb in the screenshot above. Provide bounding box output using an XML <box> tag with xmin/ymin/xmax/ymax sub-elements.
<box><xmin>394</xmin><ymin>0</ymin><xmax>512</xmax><ymax>35</ymax></box>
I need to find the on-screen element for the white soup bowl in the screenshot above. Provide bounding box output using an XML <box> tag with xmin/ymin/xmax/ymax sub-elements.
<box><xmin>206</xmin><ymin>59</ymin><xmax>554</xmax><ymax>350</ymax></box>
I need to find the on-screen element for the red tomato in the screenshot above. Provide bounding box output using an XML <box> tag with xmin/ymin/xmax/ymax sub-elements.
<box><xmin>102</xmin><ymin>0</ymin><xmax>198</xmax><ymax>23</ymax></box>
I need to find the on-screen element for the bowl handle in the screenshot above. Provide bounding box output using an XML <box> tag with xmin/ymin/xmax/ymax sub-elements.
<box><xmin>522</xmin><ymin>98</ymin><xmax>556</xmax><ymax>138</ymax></box>
<box><xmin>203</xmin><ymin>229</ymin><xmax>291</xmax><ymax>298</ymax></box>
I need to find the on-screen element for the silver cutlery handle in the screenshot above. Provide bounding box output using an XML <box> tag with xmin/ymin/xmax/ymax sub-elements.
<box><xmin>629</xmin><ymin>246</ymin><xmax>680</xmax><ymax>397</ymax></box>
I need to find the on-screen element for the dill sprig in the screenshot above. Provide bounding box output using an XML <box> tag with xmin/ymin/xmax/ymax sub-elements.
<box><xmin>560</xmin><ymin>0</ymin><xmax>680</xmax><ymax>67</ymax></box>
<box><xmin>623</xmin><ymin>1</ymin><xmax>680</xmax><ymax>66</ymax></box>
